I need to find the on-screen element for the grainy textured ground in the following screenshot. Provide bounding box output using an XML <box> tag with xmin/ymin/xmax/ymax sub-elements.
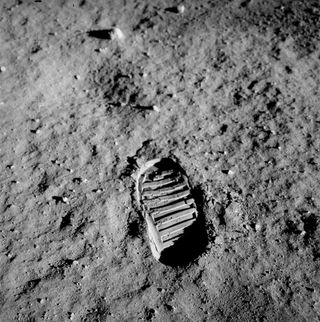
<box><xmin>1</xmin><ymin>0</ymin><xmax>320</xmax><ymax>321</ymax></box>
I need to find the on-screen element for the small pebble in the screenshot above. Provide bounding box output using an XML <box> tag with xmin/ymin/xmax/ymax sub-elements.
<box><xmin>215</xmin><ymin>236</ymin><xmax>223</xmax><ymax>244</ymax></box>
<box><xmin>0</xmin><ymin>66</ymin><xmax>6</xmax><ymax>72</ymax></box>
<box><xmin>112</xmin><ymin>27</ymin><xmax>125</xmax><ymax>41</ymax></box>
<box><xmin>152</xmin><ymin>105</ymin><xmax>160</xmax><ymax>112</ymax></box>
<box><xmin>178</xmin><ymin>4</ymin><xmax>185</xmax><ymax>14</ymax></box>
<box><xmin>255</xmin><ymin>222</ymin><xmax>262</xmax><ymax>231</ymax></box>
<box><xmin>98</xmin><ymin>47</ymin><xmax>109</xmax><ymax>54</ymax></box>
<box><xmin>62</xmin><ymin>197</ymin><xmax>69</xmax><ymax>204</ymax></box>
<box><xmin>74</xmin><ymin>75</ymin><xmax>80</xmax><ymax>80</ymax></box>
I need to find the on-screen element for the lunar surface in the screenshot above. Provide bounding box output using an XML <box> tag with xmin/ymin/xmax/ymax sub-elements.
<box><xmin>1</xmin><ymin>0</ymin><xmax>320</xmax><ymax>321</ymax></box>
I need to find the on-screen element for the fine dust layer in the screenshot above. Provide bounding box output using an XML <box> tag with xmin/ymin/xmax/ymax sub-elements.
<box><xmin>0</xmin><ymin>0</ymin><xmax>320</xmax><ymax>321</ymax></box>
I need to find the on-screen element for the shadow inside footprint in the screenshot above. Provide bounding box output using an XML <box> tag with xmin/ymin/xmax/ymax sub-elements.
<box><xmin>158</xmin><ymin>184</ymin><xmax>208</xmax><ymax>267</ymax></box>
<box><xmin>159</xmin><ymin>216</ymin><xmax>208</xmax><ymax>266</ymax></box>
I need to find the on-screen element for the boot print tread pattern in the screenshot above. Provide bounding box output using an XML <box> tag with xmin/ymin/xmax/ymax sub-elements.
<box><xmin>139</xmin><ymin>159</ymin><xmax>198</xmax><ymax>252</ymax></box>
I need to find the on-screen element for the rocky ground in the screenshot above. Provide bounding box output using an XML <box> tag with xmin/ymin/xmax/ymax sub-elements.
<box><xmin>1</xmin><ymin>0</ymin><xmax>320</xmax><ymax>321</ymax></box>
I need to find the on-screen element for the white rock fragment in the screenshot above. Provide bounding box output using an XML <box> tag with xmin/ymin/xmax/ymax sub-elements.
<box><xmin>62</xmin><ymin>197</ymin><xmax>69</xmax><ymax>204</ymax></box>
<box><xmin>215</xmin><ymin>236</ymin><xmax>224</xmax><ymax>245</ymax></box>
<box><xmin>178</xmin><ymin>4</ymin><xmax>185</xmax><ymax>14</ymax></box>
<box><xmin>255</xmin><ymin>222</ymin><xmax>262</xmax><ymax>231</ymax></box>
<box><xmin>98</xmin><ymin>47</ymin><xmax>109</xmax><ymax>54</ymax></box>
<box><xmin>0</xmin><ymin>66</ymin><xmax>6</xmax><ymax>72</ymax></box>
<box><xmin>152</xmin><ymin>105</ymin><xmax>160</xmax><ymax>112</ymax></box>
<box><xmin>111</xmin><ymin>27</ymin><xmax>125</xmax><ymax>41</ymax></box>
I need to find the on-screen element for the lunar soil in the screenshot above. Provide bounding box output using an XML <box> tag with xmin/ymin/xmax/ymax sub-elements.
<box><xmin>1</xmin><ymin>0</ymin><xmax>320</xmax><ymax>321</ymax></box>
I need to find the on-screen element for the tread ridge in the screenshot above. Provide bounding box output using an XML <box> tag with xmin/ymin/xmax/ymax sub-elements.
<box><xmin>142</xmin><ymin>182</ymin><xmax>187</xmax><ymax>198</ymax></box>
<box><xmin>143</xmin><ymin>177</ymin><xmax>179</xmax><ymax>190</ymax></box>
<box><xmin>151</xmin><ymin>197</ymin><xmax>194</xmax><ymax>212</ymax></box>
<box><xmin>157</xmin><ymin>213</ymin><xmax>196</xmax><ymax>231</ymax></box>
<box><xmin>155</xmin><ymin>207</ymin><xmax>195</xmax><ymax>224</ymax></box>
<box><xmin>142</xmin><ymin>190</ymin><xmax>190</xmax><ymax>208</ymax></box>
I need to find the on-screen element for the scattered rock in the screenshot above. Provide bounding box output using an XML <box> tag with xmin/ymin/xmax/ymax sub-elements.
<box><xmin>111</xmin><ymin>27</ymin><xmax>125</xmax><ymax>41</ymax></box>
<box><xmin>177</xmin><ymin>4</ymin><xmax>185</xmax><ymax>14</ymax></box>
<box><xmin>87</xmin><ymin>27</ymin><xmax>125</xmax><ymax>42</ymax></box>
<box><xmin>165</xmin><ymin>5</ymin><xmax>185</xmax><ymax>14</ymax></box>
<box><xmin>152</xmin><ymin>105</ymin><xmax>160</xmax><ymax>112</ymax></box>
